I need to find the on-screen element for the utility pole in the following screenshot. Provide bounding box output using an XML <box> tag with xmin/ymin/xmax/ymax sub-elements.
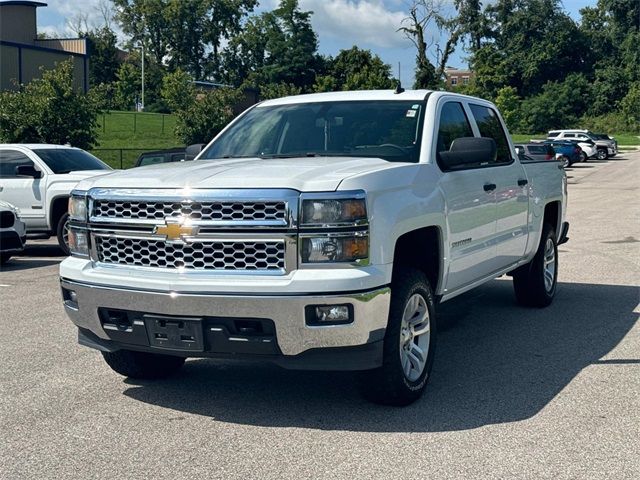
<box><xmin>140</xmin><ymin>43</ymin><xmax>145</xmax><ymax>111</ymax></box>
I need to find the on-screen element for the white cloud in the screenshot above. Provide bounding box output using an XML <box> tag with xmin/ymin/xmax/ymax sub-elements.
<box><xmin>300</xmin><ymin>0</ymin><xmax>409</xmax><ymax>49</ymax></box>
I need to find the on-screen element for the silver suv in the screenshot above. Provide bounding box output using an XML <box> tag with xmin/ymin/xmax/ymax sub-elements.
<box><xmin>548</xmin><ymin>130</ymin><xmax>617</xmax><ymax>159</ymax></box>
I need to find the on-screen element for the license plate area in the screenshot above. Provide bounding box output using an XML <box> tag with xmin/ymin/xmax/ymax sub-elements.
<box><xmin>144</xmin><ymin>314</ymin><xmax>204</xmax><ymax>352</ymax></box>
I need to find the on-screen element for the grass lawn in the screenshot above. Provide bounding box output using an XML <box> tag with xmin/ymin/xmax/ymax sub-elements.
<box><xmin>511</xmin><ymin>133</ymin><xmax>640</xmax><ymax>145</ymax></box>
<box><xmin>92</xmin><ymin>111</ymin><xmax>183</xmax><ymax>168</ymax></box>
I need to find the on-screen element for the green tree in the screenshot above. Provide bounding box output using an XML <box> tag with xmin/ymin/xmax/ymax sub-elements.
<box><xmin>494</xmin><ymin>86</ymin><xmax>522</xmax><ymax>132</ymax></box>
<box><xmin>259</xmin><ymin>82</ymin><xmax>302</xmax><ymax>100</ymax></box>
<box><xmin>316</xmin><ymin>47</ymin><xmax>396</xmax><ymax>92</ymax></box>
<box><xmin>114</xmin><ymin>62</ymin><xmax>141</xmax><ymax>110</ymax></box>
<box><xmin>620</xmin><ymin>82</ymin><xmax>640</xmax><ymax>127</ymax></box>
<box><xmin>174</xmin><ymin>87</ymin><xmax>243</xmax><ymax>144</ymax></box>
<box><xmin>113</xmin><ymin>0</ymin><xmax>257</xmax><ymax>79</ymax></box>
<box><xmin>161</xmin><ymin>69</ymin><xmax>196</xmax><ymax>112</ymax></box>
<box><xmin>221</xmin><ymin>0</ymin><xmax>321</xmax><ymax>92</ymax></box>
<box><xmin>471</xmin><ymin>0</ymin><xmax>585</xmax><ymax>99</ymax></box>
<box><xmin>0</xmin><ymin>60</ymin><xmax>98</xmax><ymax>148</ymax></box>
<box><xmin>519</xmin><ymin>74</ymin><xmax>591</xmax><ymax>133</ymax></box>
<box><xmin>84</xmin><ymin>26</ymin><xmax>120</xmax><ymax>85</ymax></box>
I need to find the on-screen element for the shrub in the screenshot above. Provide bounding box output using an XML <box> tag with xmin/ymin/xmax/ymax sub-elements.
<box><xmin>0</xmin><ymin>59</ymin><xmax>98</xmax><ymax>149</ymax></box>
<box><xmin>174</xmin><ymin>87</ymin><xmax>243</xmax><ymax>144</ymax></box>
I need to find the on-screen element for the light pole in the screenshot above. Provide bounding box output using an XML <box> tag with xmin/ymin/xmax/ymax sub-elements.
<box><xmin>140</xmin><ymin>43</ymin><xmax>145</xmax><ymax>111</ymax></box>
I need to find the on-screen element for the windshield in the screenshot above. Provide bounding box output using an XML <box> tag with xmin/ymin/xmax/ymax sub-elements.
<box><xmin>200</xmin><ymin>100</ymin><xmax>425</xmax><ymax>163</ymax></box>
<box><xmin>34</xmin><ymin>149</ymin><xmax>111</xmax><ymax>174</ymax></box>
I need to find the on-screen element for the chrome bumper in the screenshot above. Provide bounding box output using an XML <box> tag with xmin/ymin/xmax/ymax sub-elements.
<box><xmin>60</xmin><ymin>279</ymin><xmax>390</xmax><ymax>356</ymax></box>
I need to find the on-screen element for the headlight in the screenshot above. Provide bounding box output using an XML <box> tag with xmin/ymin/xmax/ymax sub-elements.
<box><xmin>68</xmin><ymin>227</ymin><xmax>90</xmax><ymax>257</ymax></box>
<box><xmin>301</xmin><ymin>234</ymin><xmax>368</xmax><ymax>264</ymax></box>
<box><xmin>301</xmin><ymin>194</ymin><xmax>367</xmax><ymax>226</ymax></box>
<box><xmin>68</xmin><ymin>193</ymin><xmax>88</xmax><ymax>222</ymax></box>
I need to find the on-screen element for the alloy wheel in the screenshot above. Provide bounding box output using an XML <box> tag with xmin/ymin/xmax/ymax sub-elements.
<box><xmin>543</xmin><ymin>238</ymin><xmax>556</xmax><ymax>293</ymax></box>
<box><xmin>399</xmin><ymin>293</ymin><xmax>431</xmax><ymax>382</ymax></box>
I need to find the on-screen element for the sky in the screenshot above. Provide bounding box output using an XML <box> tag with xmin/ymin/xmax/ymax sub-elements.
<box><xmin>34</xmin><ymin>0</ymin><xmax>598</xmax><ymax>86</ymax></box>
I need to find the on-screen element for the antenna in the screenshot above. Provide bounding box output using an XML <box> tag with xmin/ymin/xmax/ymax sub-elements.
<box><xmin>394</xmin><ymin>61</ymin><xmax>405</xmax><ymax>94</ymax></box>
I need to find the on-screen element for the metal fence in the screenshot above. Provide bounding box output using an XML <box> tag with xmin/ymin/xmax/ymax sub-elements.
<box><xmin>91</xmin><ymin>148</ymin><xmax>149</xmax><ymax>169</ymax></box>
<box><xmin>99</xmin><ymin>111</ymin><xmax>177</xmax><ymax>134</ymax></box>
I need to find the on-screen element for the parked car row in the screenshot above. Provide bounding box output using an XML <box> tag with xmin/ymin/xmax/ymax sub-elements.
<box><xmin>515</xmin><ymin>129</ymin><xmax>618</xmax><ymax>169</ymax></box>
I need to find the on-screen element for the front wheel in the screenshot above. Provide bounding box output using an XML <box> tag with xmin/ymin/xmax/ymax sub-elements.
<box><xmin>560</xmin><ymin>155</ymin><xmax>571</xmax><ymax>168</ymax></box>
<box><xmin>102</xmin><ymin>350</ymin><xmax>186</xmax><ymax>379</ymax></box>
<box><xmin>597</xmin><ymin>148</ymin><xmax>608</xmax><ymax>160</ymax></box>
<box><xmin>513</xmin><ymin>224</ymin><xmax>558</xmax><ymax>307</ymax></box>
<box><xmin>358</xmin><ymin>268</ymin><xmax>436</xmax><ymax>406</ymax></box>
<box><xmin>56</xmin><ymin>213</ymin><xmax>70</xmax><ymax>255</ymax></box>
<box><xmin>581</xmin><ymin>151</ymin><xmax>588</xmax><ymax>162</ymax></box>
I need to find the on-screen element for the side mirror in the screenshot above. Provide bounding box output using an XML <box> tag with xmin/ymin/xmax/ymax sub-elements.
<box><xmin>15</xmin><ymin>164</ymin><xmax>42</xmax><ymax>178</ymax></box>
<box><xmin>185</xmin><ymin>143</ymin><xmax>205</xmax><ymax>161</ymax></box>
<box><xmin>439</xmin><ymin>137</ymin><xmax>497</xmax><ymax>170</ymax></box>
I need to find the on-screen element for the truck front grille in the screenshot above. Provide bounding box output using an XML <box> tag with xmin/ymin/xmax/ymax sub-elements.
<box><xmin>92</xmin><ymin>200</ymin><xmax>287</xmax><ymax>223</ymax></box>
<box><xmin>95</xmin><ymin>236</ymin><xmax>286</xmax><ymax>271</ymax></box>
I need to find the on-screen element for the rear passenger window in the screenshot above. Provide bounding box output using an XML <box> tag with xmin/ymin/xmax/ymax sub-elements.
<box><xmin>0</xmin><ymin>150</ymin><xmax>34</xmax><ymax>178</ymax></box>
<box><xmin>469</xmin><ymin>104</ymin><xmax>512</xmax><ymax>164</ymax></box>
<box><xmin>436</xmin><ymin>102</ymin><xmax>474</xmax><ymax>165</ymax></box>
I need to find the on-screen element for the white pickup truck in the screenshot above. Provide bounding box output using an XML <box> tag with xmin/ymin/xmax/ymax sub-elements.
<box><xmin>60</xmin><ymin>90</ymin><xmax>568</xmax><ymax>405</ymax></box>
<box><xmin>0</xmin><ymin>144</ymin><xmax>111</xmax><ymax>254</ymax></box>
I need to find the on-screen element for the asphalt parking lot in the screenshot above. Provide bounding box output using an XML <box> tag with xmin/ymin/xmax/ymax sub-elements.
<box><xmin>1</xmin><ymin>152</ymin><xmax>638</xmax><ymax>479</ymax></box>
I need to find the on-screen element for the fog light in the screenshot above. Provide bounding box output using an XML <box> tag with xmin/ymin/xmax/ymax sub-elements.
<box><xmin>306</xmin><ymin>304</ymin><xmax>353</xmax><ymax>326</ymax></box>
<box><xmin>316</xmin><ymin>306</ymin><xmax>350</xmax><ymax>322</ymax></box>
<box><xmin>69</xmin><ymin>290</ymin><xmax>78</xmax><ymax>303</ymax></box>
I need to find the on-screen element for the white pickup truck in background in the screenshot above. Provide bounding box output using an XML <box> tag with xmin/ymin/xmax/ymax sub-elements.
<box><xmin>60</xmin><ymin>90</ymin><xmax>568</xmax><ymax>405</ymax></box>
<box><xmin>0</xmin><ymin>145</ymin><xmax>112</xmax><ymax>253</ymax></box>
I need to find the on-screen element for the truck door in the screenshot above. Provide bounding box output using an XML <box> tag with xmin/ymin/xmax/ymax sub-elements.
<box><xmin>435</xmin><ymin>101</ymin><xmax>498</xmax><ymax>292</ymax></box>
<box><xmin>0</xmin><ymin>149</ymin><xmax>46</xmax><ymax>229</ymax></box>
<box><xmin>468</xmin><ymin>104</ymin><xmax>529</xmax><ymax>268</ymax></box>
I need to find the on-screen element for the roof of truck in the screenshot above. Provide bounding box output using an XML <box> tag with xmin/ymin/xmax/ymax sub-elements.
<box><xmin>260</xmin><ymin>89</ymin><xmax>436</xmax><ymax>106</ymax></box>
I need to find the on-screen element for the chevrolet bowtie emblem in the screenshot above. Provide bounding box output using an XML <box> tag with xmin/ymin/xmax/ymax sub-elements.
<box><xmin>154</xmin><ymin>221</ymin><xmax>198</xmax><ymax>241</ymax></box>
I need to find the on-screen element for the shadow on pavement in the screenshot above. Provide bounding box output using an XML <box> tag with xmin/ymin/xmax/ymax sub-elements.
<box><xmin>0</xmin><ymin>242</ymin><xmax>65</xmax><ymax>271</ymax></box>
<box><xmin>123</xmin><ymin>280</ymin><xmax>638</xmax><ymax>432</ymax></box>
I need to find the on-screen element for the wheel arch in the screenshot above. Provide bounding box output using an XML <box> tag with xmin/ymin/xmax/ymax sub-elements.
<box><xmin>543</xmin><ymin>200</ymin><xmax>561</xmax><ymax>236</ymax></box>
<box><xmin>49</xmin><ymin>195</ymin><xmax>69</xmax><ymax>231</ymax></box>
<box><xmin>391</xmin><ymin>226</ymin><xmax>443</xmax><ymax>295</ymax></box>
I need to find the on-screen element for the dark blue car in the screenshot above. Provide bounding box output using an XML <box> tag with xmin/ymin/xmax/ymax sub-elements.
<box><xmin>543</xmin><ymin>140</ymin><xmax>582</xmax><ymax>167</ymax></box>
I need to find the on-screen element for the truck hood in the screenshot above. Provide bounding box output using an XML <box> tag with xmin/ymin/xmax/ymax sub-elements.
<box><xmin>75</xmin><ymin>157</ymin><xmax>401</xmax><ymax>192</ymax></box>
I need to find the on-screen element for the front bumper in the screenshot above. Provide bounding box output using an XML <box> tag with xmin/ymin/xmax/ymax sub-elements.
<box><xmin>60</xmin><ymin>279</ymin><xmax>391</xmax><ymax>370</ymax></box>
<box><xmin>0</xmin><ymin>230</ymin><xmax>26</xmax><ymax>254</ymax></box>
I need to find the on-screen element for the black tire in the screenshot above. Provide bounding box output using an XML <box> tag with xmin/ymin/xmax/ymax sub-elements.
<box><xmin>560</xmin><ymin>155</ymin><xmax>571</xmax><ymax>168</ymax></box>
<box><xmin>101</xmin><ymin>350</ymin><xmax>186</xmax><ymax>379</ymax></box>
<box><xmin>358</xmin><ymin>268</ymin><xmax>437</xmax><ymax>406</ymax></box>
<box><xmin>56</xmin><ymin>212</ymin><xmax>70</xmax><ymax>255</ymax></box>
<box><xmin>597</xmin><ymin>148</ymin><xmax>608</xmax><ymax>160</ymax></box>
<box><xmin>513</xmin><ymin>224</ymin><xmax>558</xmax><ymax>308</ymax></box>
<box><xmin>0</xmin><ymin>253</ymin><xmax>12</xmax><ymax>265</ymax></box>
<box><xmin>580</xmin><ymin>151</ymin><xmax>588</xmax><ymax>162</ymax></box>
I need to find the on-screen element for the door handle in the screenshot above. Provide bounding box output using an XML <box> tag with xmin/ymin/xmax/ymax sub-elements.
<box><xmin>517</xmin><ymin>179</ymin><xmax>528</xmax><ymax>186</ymax></box>
<box><xmin>483</xmin><ymin>183</ymin><xmax>496</xmax><ymax>192</ymax></box>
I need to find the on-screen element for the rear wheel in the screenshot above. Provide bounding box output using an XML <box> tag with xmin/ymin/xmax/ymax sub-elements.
<box><xmin>359</xmin><ymin>268</ymin><xmax>436</xmax><ymax>406</ymax></box>
<box><xmin>56</xmin><ymin>213</ymin><xmax>70</xmax><ymax>255</ymax></box>
<box><xmin>560</xmin><ymin>155</ymin><xmax>571</xmax><ymax>168</ymax></box>
<box><xmin>581</xmin><ymin>151</ymin><xmax>588</xmax><ymax>162</ymax></box>
<box><xmin>513</xmin><ymin>224</ymin><xmax>558</xmax><ymax>307</ymax></box>
<box><xmin>102</xmin><ymin>350</ymin><xmax>186</xmax><ymax>379</ymax></box>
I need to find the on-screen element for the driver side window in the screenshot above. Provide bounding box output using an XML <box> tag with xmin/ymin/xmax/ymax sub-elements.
<box><xmin>436</xmin><ymin>102</ymin><xmax>474</xmax><ymax>167</ymax></box>
<box><xmin>0</xmin><ymin>150</ymin><xmax>34</xmax><ymax>178</ymax></box>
